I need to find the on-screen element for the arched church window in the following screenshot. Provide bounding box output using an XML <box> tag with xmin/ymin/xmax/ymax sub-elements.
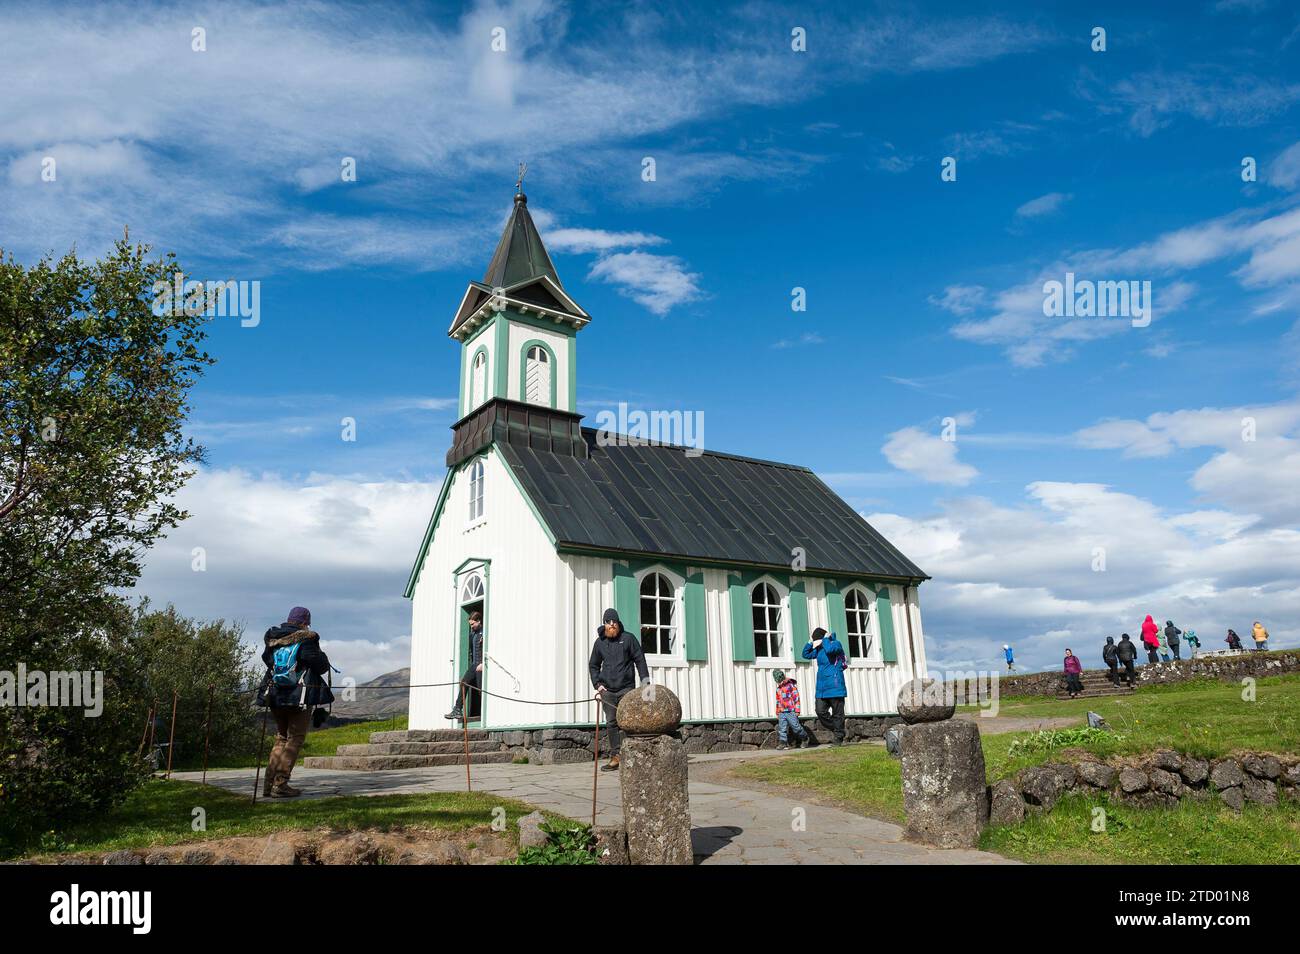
<box><xmin>845</xmin><ymin>587</ymin><xmax>873</xmax><ymax>659</ymax></box>
<box><xmin>471</xmin><ymin>351</ymin><xmax>488</xmax><ymax>408</ymax></box>
<box><xmin>468</xmin><ymin>458</ymin><xmax>485</xmax><ymax>521</ymax></box>
<box><xmin>639</xmin><ymin>572</ymin><xmax>676</xmax><ymax>654</ymax></box>
<box><xmin>460</xmin><ymin>572</ymin><xmax>484</xmax><ymax>603</ymax></box>
<box><xmin>524</xmin><ymin>344</ymin><xmax>551</xmax><ymax>406</ymax></box>
<box><xmin>751</xmin><ymin>582</ymin><xmax>782</xmax><ymax>658</ymax></box>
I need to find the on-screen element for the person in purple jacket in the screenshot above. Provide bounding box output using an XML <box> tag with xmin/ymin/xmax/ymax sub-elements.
<box><xmin>1063</xmin><ymin>648</ymin><xmax>1084</xmax><ymax>698</ymax></box>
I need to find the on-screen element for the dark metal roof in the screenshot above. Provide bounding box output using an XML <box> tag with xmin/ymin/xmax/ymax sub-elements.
<box><xmin>482</xmin><ymin>192</ymin><xmax>561</xmax><ymax>290</ymax></box>
<box><xmin>492</xmin><ymin>416</ymin><xmax>928</xmax><ymax>582</ymax></box>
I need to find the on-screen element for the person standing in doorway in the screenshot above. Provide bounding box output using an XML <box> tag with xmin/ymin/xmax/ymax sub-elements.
<box><xmin>1102</xmin><ymin>636</ymin><xmax>1119</xmax><ymax>685</ymax></box>
<box><xmin>802</xmin><ymin>627</ymin><xmax>848</xmax><ymax>746</ymax></box>
<box><xmin>1116</xmin><ymin>633</ymin><xmax>1137</xmax><ymax>686</ymax></box>
<box><xmin>444</xmin><ymin>610</ymin><xmax>484</xmax><ymax>722</ymax></box>
<box><xmin>589</xmin><ymin>608</ymin><xmax>650</xmax><ymax>772</ymax></box>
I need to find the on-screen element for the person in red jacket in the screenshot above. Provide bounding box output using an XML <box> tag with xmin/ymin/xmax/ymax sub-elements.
<box><xmin>1140</xmin><ymin>615</ymin><xmax>1161</xmax><ymax>664</ymax></box>
<box><xmin>1063</xmin><ymin>649</ymin><xmax>1084</xmax><ymax>698</ymax></box>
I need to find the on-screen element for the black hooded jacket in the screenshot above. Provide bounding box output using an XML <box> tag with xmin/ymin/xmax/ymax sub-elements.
<box><xmin>1102</xmin><ymin>639</ymin><xmax>1118</xmax><ymax>664</ymax></box>
<box><xmin>257</xmin><ymin>624</ymin><xmax>335</xmax><ymax>708</ymax></box>
<box><xmin>1116</xmin><ymin>636</ymin><xmax>1137</xmax><ymax>663</ymax></box>
<box><xmin>588</xmin><ymin>621</ymin><xmax>650</xmax><ymax>693</ymax></box>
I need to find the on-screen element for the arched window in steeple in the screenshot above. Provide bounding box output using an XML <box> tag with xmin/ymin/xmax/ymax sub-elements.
<box><xmin>524</xmin><ymin>344</ymin><xmax>552</xmax><ymax>406</ymax></box>
<box><xmin>471</xmin><ymin>350</ymin><xmax>488</xmax><ymax>409</ymax></box>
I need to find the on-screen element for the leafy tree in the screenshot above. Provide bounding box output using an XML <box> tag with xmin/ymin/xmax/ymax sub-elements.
<box><xmin>130</xmin><ymin>602</ymin><xmax>262</xmax><ymax>768</ymax></box>
<box><xmin>0</xmin><ymin>238</ymin><xmax>213</xmax><ymax>852</ymax></box>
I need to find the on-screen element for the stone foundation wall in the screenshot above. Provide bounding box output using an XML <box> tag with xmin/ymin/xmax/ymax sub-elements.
<box><xmin>489</xmin><ymin>714</ymin><xmax>903</xmax><ymax>764</ymax></box>
<box><xmin>994</xmin><ymin>650</ymin><xmax>1300</xmax><ymax>698</ymax></box>
<box><xmin>989</xmin><ymin>749</ymin><xmax>1300</xmax><ymax>826</ymax></box>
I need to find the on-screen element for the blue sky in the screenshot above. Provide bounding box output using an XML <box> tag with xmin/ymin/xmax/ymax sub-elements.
<box><xmin>4</xmin><ymin>0</ymin><xmax>1299</xmax><ymax>678</ymax></box>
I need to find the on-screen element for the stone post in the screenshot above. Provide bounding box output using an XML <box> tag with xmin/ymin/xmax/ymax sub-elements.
<box><xmin>896</xmin><ymin>678</ymin><xmax>989</xmax><ymax>849</ymax></box>
<box><xmin>615</xmin><ymin>685</ymin><xmax>692</xmax><ymax>865</ymax></box>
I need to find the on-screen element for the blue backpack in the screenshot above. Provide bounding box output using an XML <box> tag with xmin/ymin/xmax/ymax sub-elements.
<box><xmin>271</xmin><ymin>643</ymin><xmax>305</xmax><ymax>688</ymax></box>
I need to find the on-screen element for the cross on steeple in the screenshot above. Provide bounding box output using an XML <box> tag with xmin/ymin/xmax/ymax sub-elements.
<box><xmin>515</xmin><ymin>161</ymin><xmax>527</xmax><ymax>195</ymax></box>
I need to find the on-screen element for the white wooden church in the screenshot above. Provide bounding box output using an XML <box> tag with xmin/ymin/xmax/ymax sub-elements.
<box><xmin>405</xmin><ymin>190</ymin><xmax>931</xmax><ymax>739</ymax></box>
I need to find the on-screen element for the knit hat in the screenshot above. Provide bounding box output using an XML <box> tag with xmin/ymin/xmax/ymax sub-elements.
<box><xmin>772</xmin><ymin>669</ymin><xmax>786</xmax><ymax>684</ymax></box>
<box><xmin>287</xmin><ymin>606</ymin><xmax>311</xmax><ymax>627</ymax></box>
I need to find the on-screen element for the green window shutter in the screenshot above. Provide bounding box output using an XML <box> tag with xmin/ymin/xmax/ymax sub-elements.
<box><xmin>788</xmin><ymin>581</ymin><xmax>809</xmax><ymax>662</ymax></box>
<box><xmin>684</xmin><ymin>571</ymin><xmax>708</xmax><ymax>661</ymax></box>
<box><xmin>824</xmin><ymin>580</ymin><xmax>850</xmax><ymax>661</ymax></box>
<box><xmin>728</xmin><ymin>575</ymin><xmax>755</xmax><ymax>662</ymax></box>
<box><xmin>876</xmin><ymin>585</ymin><xmax>898</xmax><ymax>663</ymax></box>
<box><xmin>613</xmin><ymin>562</ymin><xmax>640</xmax><ymax>637</ymax></box>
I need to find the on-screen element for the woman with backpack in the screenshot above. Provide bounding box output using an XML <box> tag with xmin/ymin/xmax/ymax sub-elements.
<box><xmin>801</xmin><ymin>626</ymin><xmax>848</xmax><ymax>746</ymax></box>
<box><xmin>256</xmin><ymin>606</ymin><xmax>334</xmax><ymax>798</ymax></box>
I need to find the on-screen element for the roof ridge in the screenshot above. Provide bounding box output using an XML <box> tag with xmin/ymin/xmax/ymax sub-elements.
<box><xmin>578</xmin><ymin>426</ymin><xmax>814</xmax><ymax>473</ymax></box>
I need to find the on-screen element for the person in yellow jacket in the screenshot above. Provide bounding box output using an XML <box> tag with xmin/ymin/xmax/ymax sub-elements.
<box><xmin>1251</xmin><ymin>621</ymin><xmax>1270</xmax><ymax>652</ymax></box>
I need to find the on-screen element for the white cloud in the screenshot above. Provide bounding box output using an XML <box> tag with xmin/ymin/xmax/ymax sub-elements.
<box><xmin>871</xmin><ymin>480</ymin><xmax>1300</xmax><ymax>673</ymax></box>
<box><xmin>950</xmin><ymin>191</ymin><xmax>1300</xmax><ymax>365</ymax></box>
<box><xmin>1015</xmin><ymin>191</ymin><xmax>1072</xmax><ymax>218</ymax></box>
<box><xmin>545</xmin><ymin>228</ymin><xmax>667</xmax><ymax>254</ymax></box>
<box><xmin>1087</xmin><ymin>69</ymin><xmax>1300</xmax><ymax>137</ymax></box>
<box><xmin>587</xmin><ymin>251</ymin><xmax>702</xmax><ymax>315</ymax></box>
<box><xmin>882</xmin><ymin>427</ymin><xmax>979</xmax><ymax>486</ymax></box>
<box><xmin>134</xmin><ymin>468</ymin><xmax>440</xmax><ymax>682</ymax></box>
<box><xmin>1266</xmin><ymin>141</ymin><xmax>1300</xmax><ymax>191</ymax></box>
<box><xmin>928</xmin><ymin>284</ymin><xmax>987</xmax><ymax>315</ymax></box>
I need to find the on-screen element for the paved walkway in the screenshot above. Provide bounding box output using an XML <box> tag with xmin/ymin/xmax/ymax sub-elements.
<box><xmin>175</xmin><ymin>748</ymin><xmax>1014</xmax><ymax>865</ymax></box>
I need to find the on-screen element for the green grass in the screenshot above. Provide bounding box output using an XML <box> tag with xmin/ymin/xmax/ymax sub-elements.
<box><xmin>982</xmin><ymin>791</ymin><xmax>1300</xmax><ymax>865</ymax></box>
<box><xmin>731</xmin><ymin>673</ymin><xmax>1300</xmax><ymax>864</ymax></box>
<box><xmin>733</xmin><ymin>746</ymin><xmax>905</xmax><ymax>823</ymax></box>
<box><xmin>178</xmin><ymin>715</ymin><xmax>411</xmax><ymax>770</ymax></box>
<box><xmin>977</xmin><ymin>673</ymin><xmax>1300</xmax><ymax>779</ymax></box>
<box><xmin>7</xmin><ymin>776</ymin><xmax>541</xmax><ymax>861</ymax></box>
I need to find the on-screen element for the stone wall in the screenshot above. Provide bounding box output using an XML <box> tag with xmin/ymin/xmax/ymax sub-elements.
<box><xmin>988</xmin><ymin>749</ymin><xmax>1300</xmax><ymax>825</ymax></box>
<box><xmin>489</xmin><ymin>715</ymin><xmax>902</xmax><ymax>764</ymax></box>
<box><xmin>993</xmin><ymin>650</ymin><xmax>1300</xmax><ymax>698</ymax></box>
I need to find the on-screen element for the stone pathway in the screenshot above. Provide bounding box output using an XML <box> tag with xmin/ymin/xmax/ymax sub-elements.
<box><xmin>175</xmin><ymin>748</ymin><xmax>1015</xmax><ymax>865</ymax></box>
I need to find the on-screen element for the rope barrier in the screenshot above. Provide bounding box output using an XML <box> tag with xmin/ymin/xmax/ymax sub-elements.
<box><xmin>148</xmin><ymin>673</ymin><xmax>624</xmax><ymax>821</ymax></box>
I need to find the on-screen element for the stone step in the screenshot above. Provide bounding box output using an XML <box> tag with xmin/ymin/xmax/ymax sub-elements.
<box><xmin>369</xmin><ymin>729</ymin><xmax>490</xmax><ymax>744</ymax></box>
<box><xmin>303</xmin><ymin>751</ymin><xmax>519</xmax><ymax>770</ymax></box>
<box><xmin>336</xmin><ymin>740</ymin><xmax>501</xmax><ymax>756</ymax></box>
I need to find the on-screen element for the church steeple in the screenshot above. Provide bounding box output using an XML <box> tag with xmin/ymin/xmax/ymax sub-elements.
<box><xmin>481</xmin><ymin>192</ymin><xmax>562</xmax><ymax>290</ymax></box>
<box><xmin>449</xmin><ymin>187</ymin><xmax>590</xmax><ymax>420</ymax></box>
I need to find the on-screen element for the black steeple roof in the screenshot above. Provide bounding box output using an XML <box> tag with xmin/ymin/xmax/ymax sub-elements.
<box><xmin>481</xmin><ymin>192</ymin><xmax>562</xmax><ymax>290</ymax></box>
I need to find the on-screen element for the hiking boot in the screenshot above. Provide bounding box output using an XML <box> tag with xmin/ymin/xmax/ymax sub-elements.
<box><xmin>443</xmin><ymin>708</ymin><xmax>462</xmax><ymax>721</ymax></box>
<box><xmin>600</xmin><ymin>755</ymin><xmax>620</xmax><ymax>772</ymax></box>
<box><xmin>269</xmin><ymin>782</ymin><xmax>302</xmax><ymax>798</ymax></box>
<box><xmin>776</xmin><ymin>743</ymin><xmax>789</xmax><ymax>751</ymax></box>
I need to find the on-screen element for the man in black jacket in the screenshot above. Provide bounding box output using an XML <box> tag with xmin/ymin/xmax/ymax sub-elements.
<box><xmin>1115</xmin><ymin>633</ymin><xmax>1137</xmax><ymax>687</ymax></box>
<box><xmin>445</xmin><ymin>610</ymin><xmax>484</xmax><ymax>722</ymax></box>
<box><xmin>589</xmin><ymin>608</ymin><xmax>650</xmax><ymax>772</ymax></box>
<box><xmin>1102</xmin><ymin>636</ymin><xmax>1119</xmax><ymax>685</ymax></box>
<box><xmin>258</xmin><ymin>606</ymin><xmax>334</xmax><ymax>797</ymax></box>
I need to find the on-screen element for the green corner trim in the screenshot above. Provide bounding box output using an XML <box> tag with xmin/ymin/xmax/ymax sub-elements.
<box><xmin>493</xmin><ymin>312</ymin><xmax>509</xmax><ymax>399</ymax></box>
